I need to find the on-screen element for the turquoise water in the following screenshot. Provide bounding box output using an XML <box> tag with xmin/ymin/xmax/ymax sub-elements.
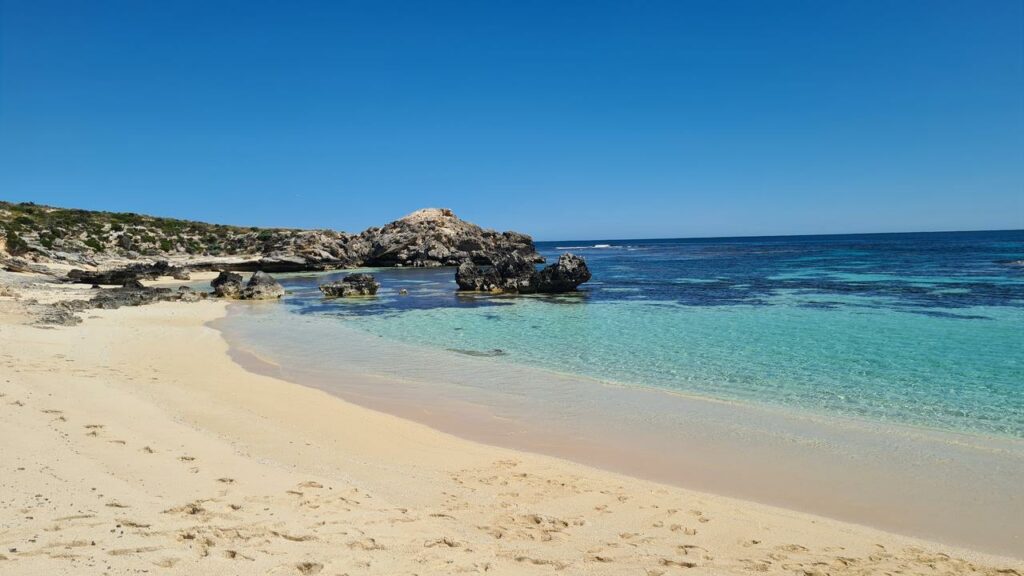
<box><xmin>269</xmin><ymin>230</ymin><xmax>1023</xmax><ymax>439</ymax></box>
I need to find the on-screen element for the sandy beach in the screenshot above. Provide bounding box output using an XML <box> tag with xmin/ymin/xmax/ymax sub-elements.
<box><xmin>1</xmin><ymin>287</ymin><xmax>1021</xmax><ymax>575</ymax></box>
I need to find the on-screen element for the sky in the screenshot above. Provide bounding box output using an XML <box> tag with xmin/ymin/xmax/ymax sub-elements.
<box><xmin>1</xmin><ymin>1</ymin><xmax>1021</xmax><ymax>240</ymax></box>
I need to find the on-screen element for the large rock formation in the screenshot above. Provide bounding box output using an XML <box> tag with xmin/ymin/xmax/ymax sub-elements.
<box><xmin>361</xmin><ymin>208</ymin><xmax>541</xmax><ymax>268</ymax></box>
<box><xmin>13</xmin><ymin>202</ymin><xmax>543</xmax><ymax>279</ymax></box>
<box><xmin>319</xmin><ymin>273</ymin><xmax>380</xmax><ymax>297</ymax></box>
<box><xmin>456</xmin><ymin>253</ymin><xmax>591</xmax><ymax>294</ymax></box>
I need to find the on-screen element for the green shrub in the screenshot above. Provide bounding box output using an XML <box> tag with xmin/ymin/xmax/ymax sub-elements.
<box><xmin>4</xmin><ymin>228</ymin><xmax>30</xmax><ymax>255</ymax></box>
<box><xmin>83</xmin><ymin>237</ymin><xmax>104</xmax><ymax>252</ymax></box>
<box><xmin>13</xmin><ymin>215</ymin><xmax>36</xmax><ymax>228</ymax></box>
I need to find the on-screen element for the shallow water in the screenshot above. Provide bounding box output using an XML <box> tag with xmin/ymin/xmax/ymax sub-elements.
<box><xmin>272</xmin><ymin>230</ymin><xmax>1023</xmax><ymax>438</ymax></box>
<box><xmin>216</xmin><ymin>230</ymin><xmax>1024</xmax><ymax>555</ymax></box>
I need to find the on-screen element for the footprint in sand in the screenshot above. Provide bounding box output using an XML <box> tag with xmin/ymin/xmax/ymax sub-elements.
<box><xmin>295</xmin><ymin>562</ymin><xmax>324</xmax><ymax>575</ymax></box>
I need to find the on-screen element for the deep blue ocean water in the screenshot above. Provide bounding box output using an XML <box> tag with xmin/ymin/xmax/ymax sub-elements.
<box><xmin>272</xmin><ymin>230</ymin><xmax>1024</xmax><ymax>438</ymax></box>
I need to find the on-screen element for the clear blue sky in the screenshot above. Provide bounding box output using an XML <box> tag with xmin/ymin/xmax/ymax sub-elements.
<box><xmin>1</xmin><ymin>1</ymin><xmax>1021</xmax><ymax>240</ymax></box>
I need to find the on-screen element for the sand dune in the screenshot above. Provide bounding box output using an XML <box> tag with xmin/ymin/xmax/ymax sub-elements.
<box><xmin>0</xmin><ymin>300</ymin><xmax>1020</xmax><ymax>574</ymax></box>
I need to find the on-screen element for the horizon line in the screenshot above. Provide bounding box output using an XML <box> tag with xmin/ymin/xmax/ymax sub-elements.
<box><xmin>534</xmin><ymin>228</ymin><xmax>1024</xmax><ymax>244</ymax></box>
<box><xmin>3</xmin><ymin>199</ymin><xmax>1020</xmax><ymax>244</ymax></box>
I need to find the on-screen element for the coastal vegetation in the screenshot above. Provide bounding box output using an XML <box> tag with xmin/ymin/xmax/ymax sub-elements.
<box><xmin>0</xmin><ymin>200</ymin><xmax>303</xmax><ymax>259</ymax></box>
<box><xmin>0</xmin><ymin>202</ymin><xmax>540</xmax><ymax>272</ymax></box>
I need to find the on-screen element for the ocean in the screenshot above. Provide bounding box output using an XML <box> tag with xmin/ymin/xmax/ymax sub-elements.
<box><xmin>215</xmin><ymin>229</ymin><xmax>1024</xmax><ymax>553</ymax></box>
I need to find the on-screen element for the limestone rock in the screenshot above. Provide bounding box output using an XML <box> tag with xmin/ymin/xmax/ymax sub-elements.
<box><xmin>362</xmin><ymin>208</ymin><xmax>541</xmax><ymax>268</ymax></box>
<box><xmin>319</xmin><ymin>273</ymin><xmax>380</xmax><ymax>297</ymax></box>
<box><xmin>241</xmin><ymin>271</ymin><xmax>285</xmax><ymax>300</ymax></box>
<box><xmin>211</xmin><ymin>271</ymin><xmax>244</xmax><ymax>298</ymax></box>
<box><xmin>456</xmin><ymin>252</ymin><xmax>591</xmax><ymax>294</ymax></box>
<box><xmin>533</xmin><ymin>253</ymin><xmax>592</xmax><ymax>293</ymax></box>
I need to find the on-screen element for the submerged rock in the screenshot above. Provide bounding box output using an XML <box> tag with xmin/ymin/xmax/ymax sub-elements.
<box><xmin>241</xmin><ymin>271</ymin><xmax>285</xmax><ymax>300</ymax></box>
<box><xmin>211</xmin><ymin>271</ymin><xmax>244</xmax><ymax>298</ymax></box>
<box><xmin>319</xmin><ymin>273</ymin><xmax>380</xmax><ymax>297</ymax></box>
<box><xmin>455</xmin><ymin>252</ymin><xmax>591</xmax><ymax>294</ymax></box>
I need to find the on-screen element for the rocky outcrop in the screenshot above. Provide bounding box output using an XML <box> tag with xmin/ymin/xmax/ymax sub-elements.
<box><xmin>211</xmin><ymin>270</ymin><xmax>285</xmax><ymax>300</ymax></box>
<box><xmin>2</xmin><ymin>256</ymin><xmax>56</xmax><ymax>275</ymax></box>
<box><xmin>211</xmin><ymin>271</ymin><xmax>244</xmax><ymax>298</ymax></box>
<box><xmin>67</xmin><ymin>261</ymin><xmax>189</xmax><ymax>286</ymax></box>
<box><xmin>456</xmin><ymin>253</ymin><xmax>591</xmax><ymax>294</ymax></box>
<box><xmin>242</xmin><ymin>271</ymin><xmax>285</xmax><ymax>300</ymax></box>
<box><xmin>319</xmin><ymin>273</ymin><xmax>380</xmax><ymax>297</ymax></box>
<box><xmin>4</xmin><ymin>201</ymin><xmax>541</xmax><ymax>275</ymax></box>
<box><xmin>360</xmin><ymin>208</ymin><xmax>541</xmax><ymax>268</ymax></box>
<box><xmin>35</xmin><ymin>283</ymin><xmax>206</xmax><ymax>325</ymax></box>
<box><xmin>177</xmin><ymin>285</ymin><xmax>204</xmax><ymax>303</ymax></box>
<box><xmin>533</xmin><ymin>254</ymin><xmax>592</xmax><ymax>293</ymax></box>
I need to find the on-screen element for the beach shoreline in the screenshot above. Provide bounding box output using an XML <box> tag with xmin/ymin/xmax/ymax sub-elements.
<box><xmin>215</xmin><ymin>299</ymin><xmax>1024</xmax><ymax>558</ymax></box>
<box><xmin>1</xmin><ymin>295</ymin><xmax>1022</xmax><ymax>573</ymax></box>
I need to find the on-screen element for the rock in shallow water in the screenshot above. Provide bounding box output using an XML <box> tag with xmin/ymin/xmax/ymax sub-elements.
<box><xmin>533</xmin><ymin>253</ymin><xmax>592</xmax><ymax>293</ymax></box>
<box><xmin>455</xmin><ymin>252</ymin><xmax>591</xmax><ymax>294</ymax></box>
<box><xmin>242</xmin><ymin>271</ymin><xmax>285</xmax><ymax>300</ymax></box>
<box><xmin>211</xmin><ymin>270</ymin><xmax>284</xmax><ymax>300</ymax></box>
<box><xmin>319</xmin><ymin>273</ymin><xmax>380</xmax><ymax>297</ymax></box>
<box><xmin>211</xmin><ymin>271</ymin><xmax>244</xmax><ymax>298</ymax></box>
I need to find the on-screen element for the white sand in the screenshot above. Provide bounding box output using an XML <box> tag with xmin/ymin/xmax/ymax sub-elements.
<box><xmin>0</xmin><ymin>299</ymin><xmax>1021</xmax><ymax>574</ymax></box>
